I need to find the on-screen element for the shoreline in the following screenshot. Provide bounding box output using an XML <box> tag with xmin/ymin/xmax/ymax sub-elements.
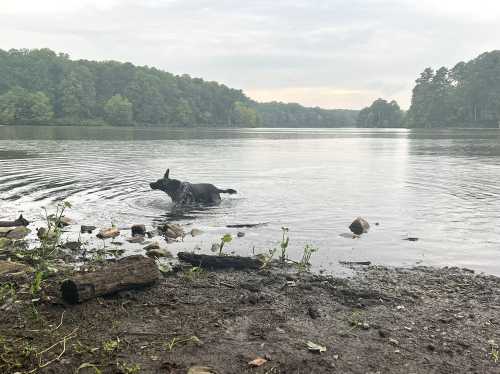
<box><xmin>1</xmin><ymin>259</ymin><xmax>500</xmax><ymax>373</ymax></box>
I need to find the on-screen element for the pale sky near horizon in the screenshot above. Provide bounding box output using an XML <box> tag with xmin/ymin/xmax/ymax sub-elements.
<box><xmin>1</xmin><ymin>0</ymin><xmax>500</xmax><ymax>109</ymax></box>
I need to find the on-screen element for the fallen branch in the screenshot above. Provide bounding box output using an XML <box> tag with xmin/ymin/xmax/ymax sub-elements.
<box><xmin>178</xmin><ymin>252</ymin><xmax>262</xmax><ymax>270</ymax></box>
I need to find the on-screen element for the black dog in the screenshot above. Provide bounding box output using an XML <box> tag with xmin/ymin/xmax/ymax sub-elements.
<box><xmin>150</xmin><ymin>169</ymin><xmax>237</xmax><ymax>205</ymax></box>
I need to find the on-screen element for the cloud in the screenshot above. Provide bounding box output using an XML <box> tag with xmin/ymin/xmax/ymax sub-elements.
<box><xmin>1</xmin><ymin>0</ymin><xmax>499</xmax><ymax>109</ymax></box>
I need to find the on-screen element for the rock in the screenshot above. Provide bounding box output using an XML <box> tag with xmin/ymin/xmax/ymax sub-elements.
<box><xmin>190</xmin><ymin>228</ymin><xmax>203</xmax><ymax>237</ymax></box>
<box><xmin>146</xmin><ymin>248</ymin><xmax>172</xmax><ymax>258</ymax></box>
<box><xmin>237</xmin><ymin>231</ymin><xmax>245</xmax><ymax>238</ymax></box>
<box><xmin>210</xmin><ymin>243</ymin><xmax>220</xmax><ymax>253</ymax></box>
<box><xmin>131</xmin><ymin>224</ymin><xmax>146</xmax><ymax>237</ymax></box>
<box><xmin>143</xmin><ymin>241</ymin><xmax>160</xmax><ymax>251</ymax></box>
<box><xmin>62</xmin><ymin>241</ymin><xmax>82</xmax><ymax>251</ymax></box>
<box><xmin>187</xmin><ymin>366</ymin><xmax>218</xmax><ymax>374</ymax></box>
<box><xmin>0</xmin><ymin>237</ymin><xmax>12</xmax><ymax>250</ymax></box>
<box><xmin>378</xmin><ymin>329</ymin><xmax>390</xmax><ymax>338</ymax></box>
<box><xmin>349</xmin><ymin>217</ymin><xmax>370</xmax><ymax>235</ymax></box>
<box><xmin>159</xmin><ymin>223</ymin><xmax>185</xmax><ymax>239</ymax></box>
<box><xmin>58</xmin><ymin>216</ymin><xmax>75</xmax><ymax>227</ymax></box>
<box><xmin>389</xmin><ymin>338</ymin><xmax>399</xmax><ymax>346</ymax></box>
<box><xmin>81</xmin><ymin>225</ymin><xmax>96</xmax><ymax>234</ymax></box>
<box><xmin>308</xmin><ymin>305</ymin><xmax>321</xmax><ymax>319</ymax></box>
<box><xmin>37</xmin><ymin>227</ymin><xmax>58</xmax><ymax>241</ymax></box>
<box><xmin>0</xmin><ymin>227</ymin><xmax>13</xmax><ymax>237</ymax></box>
<box><xmin>97</xmin><ymin>227</ymin><xmax>120</xmax><ymax>239</ymax></box>
<box><xmin>146</xmin><ymin>230</ymin><xmax>156</xmax><ymax>238</ymax></box>
<box><xmin>6</xmin><ymin>226</ymin><xmax>31</xmax><ymax>240</ymax></box>
<box><xmin>127</xmin><ymin>236</ymin><xmax>145</xmax><ymax>244</ymax></box>
<box><xmin>0</xmin><ymin>260</ymin><xmax>33</xmax><ymax>276</ymax></box>
<box><xmin>403</xmin><ymin>237</ymin><xmax>419</xmax><ymax>242</ymax></box>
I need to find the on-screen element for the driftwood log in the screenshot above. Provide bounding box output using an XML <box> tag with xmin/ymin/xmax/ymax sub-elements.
<box><xmin>61</xmin><ymin>255</ymin><xmax>159</xmax><ymax>304</ymax></box>
<box><xmin>178</xmin><ymin>252</ymin><xmax>262</xmax><ymax>270</ymax></box>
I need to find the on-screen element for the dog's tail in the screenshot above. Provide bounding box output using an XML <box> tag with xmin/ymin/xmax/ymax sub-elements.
<box><xmin>218</xmin><ymin>188</ymin><xmax>237</xmax><ymax>194</ymax></box>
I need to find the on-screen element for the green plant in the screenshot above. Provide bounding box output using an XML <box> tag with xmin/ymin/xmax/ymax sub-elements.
<box><xmin>184</xmin><ymin>266</ymin><xmax>204</xmax><ymax>281</ymax></box>
<box><xmin>279</xmin><ymin>227</ymin><xmax>289</xmax><ymax>264</ymax></box>
<box><xmin>164</xmin><ymin>335</ymin><xmax>201</xmax><ymax>352</ymax></box>
<box><xmin>117</xmin><ymin>361</ymin><xmax>141</xmax><ymax>374</ymax></box>
<box><xmin>297</xmin><ymin>244</ymin><xmax>318</xmax><ymax>272</ymax></box>
<box><xmin>0</xmin><ymin>283</ymin><xmax>16</xmax><ymax>304</ymax></box>
<box><xmin>489</xmin><ymin>340</ymin><xmax>499</xmax><ymax>363</ymax></box>
<box><xmin>102</xmin><ymin>338</ymin><xmax>120</xmax><ymax>354</ymax></box>
<box><xmin>31</xmin><ymin>270</ymin><xmax>45</xmax><ymax>295</ymax></box>
<box><xmin>219</xmin><ymin>234</ymin><xmax>232</xmax><ymax>255</ymax></box>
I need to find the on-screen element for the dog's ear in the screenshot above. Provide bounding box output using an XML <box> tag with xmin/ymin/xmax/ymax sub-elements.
<box><xmin>164</xmin><ymin>169</ymin><xmax>170</xmax><ymax>179</ymax></box>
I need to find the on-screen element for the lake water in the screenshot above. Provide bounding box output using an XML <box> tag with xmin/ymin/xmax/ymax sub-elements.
<box><xmin>1</xmin><ymin>126</ymin><xmax>499</xmax><ymax>275</ymax></box>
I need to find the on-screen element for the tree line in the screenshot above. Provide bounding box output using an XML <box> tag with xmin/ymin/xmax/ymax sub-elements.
<box><xmin>359</xmin><ymin>50</ymin><xmax>500</xmax><ymax>128</ymax></box>
<box><xmin>0</xmin><ymin>48</ymin><xmax>358</xmax><ymax>128</ymax></box>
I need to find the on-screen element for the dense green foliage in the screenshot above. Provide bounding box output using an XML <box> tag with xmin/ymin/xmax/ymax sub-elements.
<box><xmin>257</xmin><ymin>102</ymin><xmax>357</xmax><ymax>127</ymax></box>
<box><xmin>356</xmin><ymin>98</ymin><xmax>403</xmax><ymax>128</ymax></box>
<box><xmin>0</xmin><ymin>48</ymin><xmax>357</xmax><ymax>127</ymax></box>
<box><xmin>0</xmin><ymin>86</ymin><xmax>53</xmax><ymax>125</ymax></box>
<box><xmin>406</xmin><ymin>51</ymin><xmax>500</xmax><ymax>128</ymax></box>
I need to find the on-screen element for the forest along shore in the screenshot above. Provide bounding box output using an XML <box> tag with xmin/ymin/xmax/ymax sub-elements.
<box><xmin>1</xmin><ymin>258</ymin><xmax>500</xmax><ymax>372</ymax></box>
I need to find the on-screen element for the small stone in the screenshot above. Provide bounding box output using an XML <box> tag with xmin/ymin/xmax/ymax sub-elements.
<box><xmin>6</xmin><ymin>226</ymin><xmax>30</xmax><ymax>240</ymax></box>
<box><xmin>426</xmin><ymin>344</ymin><xmax>436</xmax><ymax>351</ymax></box>
<box><xmin>80</xmin><ymin>225</ymin><xmax>96</xmax><ymax>234</ymax></box>
<box><xmin>62</xmin><ymin>241</ymin><xmax>82</xmax><ymax>251</ymax></box>
<box><xmin>131</xmin><ymin>224</ymin><xmax>146</xmax><ymax>237</ymax></box>
<box><xmin>96</xmin><ymin>227</ymin><xmax>120</xmax><ymax>239</ymax></box>
<box><xmin>0</xmin><ymin>237</ymin><xmax>12</xmax><ymax>249</ymax></box>
<box><xmin>144</xmin><ymin>241</ymin><xmax>160</xmax><ymax>251</ymax></box>
<box><xmin>58</xmin><ymin>216</ymin><xmax>75</xmax><ymax>227</ymax></box>
<box><xmin>237</xmin><ymin>231</ymin><xmax>245</xmax><ymax>238</ymax></box>
<box><xmin>378</xmin><ymin>329</ymin><xmax>390</xmax><ymax>338</ymax></box>
<box><xmin>0</xmin><ymin>260</ymin><xmax>33</xmax><ymax>276</ymax></box>
<box><xmin>210</xmin><ymin>243</ymin><xmax>220</xmax><ymax>253</ymax></box>
<box><xmin>308</xmin><ymin>305</ymin><xmax>321</xmax><ymax>319</ymax></box>
<box><xmin>187</xmin><ymin>366</ymin><xmax>217</xmax><ymax>374</ymax></box>
<box><xmin>349</xmin><ymin>217</ymin><xmax>370</xmax><ymax>235</ymax></box>
<box><xmin>127</xmin><ymin>236</ymin><xmax>145</xmax><ymax>244</ymax></box>
<box><xmin>0</xmin><ymin>227</ymin><xmax>12</xmax><ymax>237</ymax></box>
<box><xmin>190</xmin><ymin>228</ymin><xmax>203</xmax><ymax>237</ymax></box>
<box><xmin>146</xmin><ymin>248</ymin><xmax>172</xmax><ymax>258</ymax></box>
<box><xmin>389</xmin><ymin>338</ymin><xmax>399</xmax><ymax>346</ymax></box>
<box><xmin>396</xmin><ymin>305</ymin><xmax>405</xmax><ymax>310</ymax></box>
<box><xmin>361</xmin><ymin>322</ymin><xmax>370</xmax><ymax>330</ymax></box>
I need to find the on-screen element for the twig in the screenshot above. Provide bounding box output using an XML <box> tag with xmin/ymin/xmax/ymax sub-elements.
<box><xmin>52</xmin><ymin>311</ymin><xmax>65</xmax><ymax>332</ymax></box>
<box><xmin>32</xmin><ymin>327</ymin><xmax>78</xmax><ymax>372</ymax></box>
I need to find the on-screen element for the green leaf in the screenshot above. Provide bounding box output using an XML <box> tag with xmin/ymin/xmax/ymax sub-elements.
<box><xmin>222</xmin><ymin>234</ymin><xmax>232</xmax><ymax>243</ymax></box>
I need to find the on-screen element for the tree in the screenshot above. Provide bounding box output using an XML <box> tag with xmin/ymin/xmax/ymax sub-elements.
<box><xmin>357</xmin><ymin>98</ymin><xmax>403</xmax><ymax>128</ymax></box>
<box><xmin>231</xmin><ymin>101</ymin><xmax>260</xmax><ymax>127</ymax></box>
<box><xmin>0</xmin><ymin>86</ymin><xmax>53</xmax><ymax>125</ymax></box>
<box><xmin>103</xmin><ymin>95</ymin><xmax>133</xmax><ymax>126</ymax></box>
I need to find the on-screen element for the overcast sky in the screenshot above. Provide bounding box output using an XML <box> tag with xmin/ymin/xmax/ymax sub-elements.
<box><xmin>1</xmin><ymin>0</ymin><xmax>500</xmax><ymax>109</ymax></box>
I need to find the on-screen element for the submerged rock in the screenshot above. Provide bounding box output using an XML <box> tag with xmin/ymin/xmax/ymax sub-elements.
<box><xmin>0</xmin><ymin>237</ymin><xmax>12</xmax><ymax>250</ymax></box>
<box><xmin>6</xmin><ymin>226</ymin><xmax>31</xmax><ymax>240</ymax></box>
<box><xmin>131</xmin><ymin>224</ymin><xmax>146</xmax><ymax>237</ymax></box>
<box><xmin>0</xmin><ymin>214</ymin><xmax>30</xmax><ymax>228</ymax></box>
<box><xmin>58</xmin><ymin>216</ymin><xmax>75</xmax><ymax>227</ymax></box>
<box><xmin>143</xmin><ymin>241</ymin><xmax>160</xmax><ymax>251</ymax></box>
<box><xmin>190</xmin><ymin>228</ymin><xmax>203</xmax><ymax>237</ymax></box>
<box><xmin>127</xmin><ymin>236</ymin><xmax>145</xmax><ymax>244</ymax></box>
<box><xmin>81</xmin><ymin>225</ymin><xmax>96</xmax><ymax>234</ymax></box>
<box><xmin>146</xmin><ymin>248</ymin><xmax>172</xmax><ymax>258</ymax></box>
<box><xmin>349</xmin><ymin>217</ymin><xmax>370</xmax><ymax>235</ymax></box>
<box><xmin>159</xmin><ymin>223</ymin><xmax>185</xmax><ymax>239</ymax></box>
<box><xmin>97</xmin><ymin>227</ymin><xmax>120</xmax><ymax>239</ymax></box>
<box><xmin>237</xmin><ymin>231</ymin><xmax>245</xmax><ymax>238</ymax></box>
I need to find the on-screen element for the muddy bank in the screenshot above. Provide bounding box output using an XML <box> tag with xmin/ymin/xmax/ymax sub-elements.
<box><xmin>1</xmin><ymin>262</ymin><xmax>500</xmax><ymax>373</ymax></box>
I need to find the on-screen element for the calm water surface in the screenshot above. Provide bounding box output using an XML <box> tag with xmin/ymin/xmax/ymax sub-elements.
<box><xmin>1</xmin><ymin>126</ymin><xmax>499</xmax><ymax>275</ymax></box>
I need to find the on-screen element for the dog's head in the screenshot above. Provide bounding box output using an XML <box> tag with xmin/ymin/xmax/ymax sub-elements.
<box><xmin>150</xmin><ymin>169</ymin><xmax>182</xmax><ymax>196</ymax></box>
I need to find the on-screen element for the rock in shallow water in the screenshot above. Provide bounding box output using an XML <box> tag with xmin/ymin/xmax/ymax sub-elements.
<box><xmin>349</xmin><ymin>217</ymin><xmax>370</xmax><ymax>235</ymax></box>
<box><xmin>81</xmin><ymin>225</ymin><xmax>96</xmax><ymax>234</ymax></box>
<box><xmin>97</xmin><ymin>227</ymin><xmax>120</xmax><ymax>239</ymax></box>
<box><xmin>5</xmin><ymin>226</ymin><xmax>31</xmax><ymax>240</ymax></box>
<box><xmin>131</xmin><ymin>224</ymin><xmax>146</xmax><ymax>237</ymax></box>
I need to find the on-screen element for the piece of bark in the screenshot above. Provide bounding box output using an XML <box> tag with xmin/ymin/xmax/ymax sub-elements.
<box><xmin>60</xmin><ymin>255</ymin><xmax>159</xmax><ymax>304</ymax></box>
<box><xmin>178</xmin><ymin>252</ymin><xmax>262</xmax><ymax>270</ymax></box>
